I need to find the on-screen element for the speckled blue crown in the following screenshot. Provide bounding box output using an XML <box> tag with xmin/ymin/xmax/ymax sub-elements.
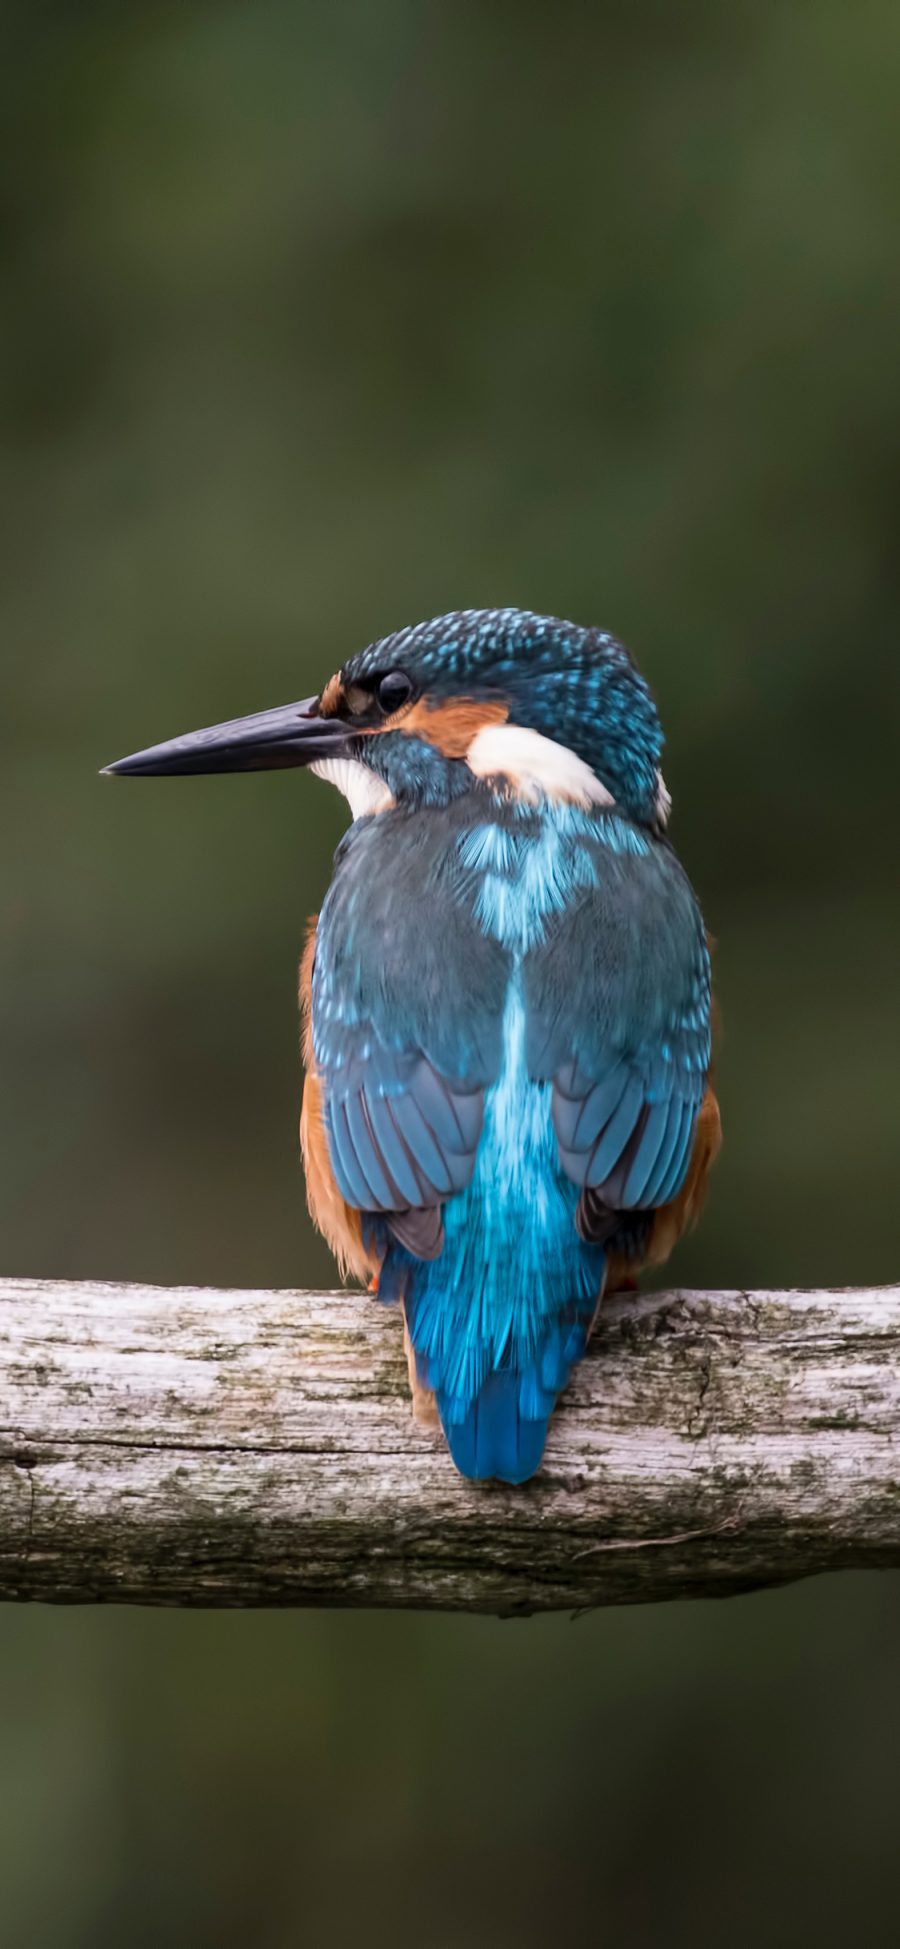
<box><xmin>345</xmin><ymin>607</ymin><xmax>664</xmax><ymax>822</ymax></box>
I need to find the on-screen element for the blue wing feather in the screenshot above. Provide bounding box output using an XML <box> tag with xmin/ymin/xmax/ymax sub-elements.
<box><xmin>654</xmin><ymin>1096</ymin><xmax>698</xmax><ymax>1205</ymax></box>
<box><xmin>343</xmin><ymin>1092</ymin><xmax>397</xmax><ymax>1208</ymax></box>
<box><xmin>570</xmin><ymin>1064</ymin><xmax>631</xmax><ymax>1150</ymax></box>
<box><xmin>328</xmin><ymin>1100</ymin><xmax>372</xmax><ymax>1210</ymax></box>
<box><xmin>312</xmin><ymin>808</ymin><xmax>506</xmax><ymax>1221</ymax></box>
<box><xmin>622</xmin><ymin>1094</ymin><xmax>671</xmax><ymax>1204</ymax></box>
<box><xmin>365</xmin><ymin>1095</ymin><xmax>422</xmax><ymax>1206</ymax></box>
<box><xmin>639</xmin><ymin>1095</ymin><xmax>687</xmax><ymax>1207</ymax></box>
<box><xmin>524</xmin><ymin>830</ymin><xmax>712</xmax><ymax>1224</ymax></box>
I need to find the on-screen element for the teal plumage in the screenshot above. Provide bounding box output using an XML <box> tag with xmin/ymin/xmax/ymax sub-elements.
<box><xmin>312</xmin><ymin>791</ymin><xmax>709</xmax><ymax>1482</ymax></box>
<box><xmin>105</xmin><ymin>606</ymin><xmax>719</xmax><ymax>1484</ymax></box>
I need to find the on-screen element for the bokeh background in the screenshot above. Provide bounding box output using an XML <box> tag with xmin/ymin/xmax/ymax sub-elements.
<box><xmin>2</xmin><ymin>2</ymin><xmax>900</xmax><ymax>1943</ymax></box>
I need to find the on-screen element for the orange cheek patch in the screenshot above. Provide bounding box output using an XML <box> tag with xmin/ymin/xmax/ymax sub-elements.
<box><xmin>402</xmin><ymin>696</ymin><xmax>508</xmax><ymax>758</ymax></box>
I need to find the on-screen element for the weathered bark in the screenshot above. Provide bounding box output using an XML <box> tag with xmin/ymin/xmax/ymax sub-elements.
<box><xmin>0</xmin><ymin>1277</ymin><xmax>898</xmax><ymax>1612</ymax></box>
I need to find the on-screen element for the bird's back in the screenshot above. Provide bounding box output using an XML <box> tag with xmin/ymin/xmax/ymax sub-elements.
<box><xmin>310</xmin><ymin>788</ymin><xmax>710</xmax><ymax>1482</ymax></box>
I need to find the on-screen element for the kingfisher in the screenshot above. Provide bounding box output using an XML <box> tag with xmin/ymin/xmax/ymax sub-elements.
<box><xmin>106</xmin><ymin>608</ymin><xmax>720</xmax><ymax>1484</ymax></box>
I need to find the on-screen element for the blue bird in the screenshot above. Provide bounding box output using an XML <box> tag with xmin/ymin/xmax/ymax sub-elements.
<box><xmin>106</xmin><ymin>608</ymin><xmax>721</xmax><ymax>1483</ymax></box>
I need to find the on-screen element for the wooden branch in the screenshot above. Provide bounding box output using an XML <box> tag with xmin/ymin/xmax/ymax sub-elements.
<box><xmin>0</xmin><ymin>1277</ymin><xmax>898</xmax><ymax>1612</ymax></box>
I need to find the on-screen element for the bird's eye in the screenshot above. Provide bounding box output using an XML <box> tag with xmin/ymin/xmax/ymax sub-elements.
<box><xmin>376</xmin><ymin>669</ymin><xmax>414</xmax><ymax>714</ymax></box>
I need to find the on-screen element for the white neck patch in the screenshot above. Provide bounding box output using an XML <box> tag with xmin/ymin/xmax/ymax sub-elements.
<box><xmin>466</xmin><ymin>723</ymin><xmax>615</xmax><ymax>810</ymax></box>
<box><xmin>655</xmin><ymin>770</ymin><xmax>672</xmax><ymax>827</ymax></box>
<box><xmin>310</xmin><ymin>756</ymin><xmax>394</xmax><ymax>820</ymax></box>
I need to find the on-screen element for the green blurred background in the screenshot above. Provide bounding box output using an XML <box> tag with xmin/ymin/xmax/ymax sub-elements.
<box><xmin>2</xmin><ymin>1</ymin><xmax>900</xmax><ymax>1943</ymax></box>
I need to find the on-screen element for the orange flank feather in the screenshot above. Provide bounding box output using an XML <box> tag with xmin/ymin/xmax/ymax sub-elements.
<box><xmin>606</xmin><ymin>1082</ymin><xmax>722</xmax><ymax>1292</ymax></box>
<box><xmin>645</xmin><ymin>1080</ymin><xmax>722</xmax><ymax>1267</ymax></box>
<box><xmin>403</xmin><ymin>1310</ymin><xmax>440</xmax><ymax>1428</ymax></box>
<box><xmin>299</xmin><ymin>921</ymin><xmax>439</xmax><ymax>1425</ymax></box>
<box><xmin>298</xmin><ymin>919</ymin><xmax>375</xmax><ymax>1286</ymax></box>
<box><xmin>297</xmin><ymin>917</ymin><xmax>319</xmax><ymax>1078</ymax></box>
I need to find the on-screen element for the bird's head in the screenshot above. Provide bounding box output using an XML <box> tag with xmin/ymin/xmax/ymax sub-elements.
<box><xmin>105</xmin><ymin>608</ymin><xmax>670</xmax><ymax>828</ymax></box>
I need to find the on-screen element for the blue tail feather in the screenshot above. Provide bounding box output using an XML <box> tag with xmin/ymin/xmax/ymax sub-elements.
<box><xmin>379</xmin><ymin>962</ymin><xmax>607</xmax><ymax>1483</ymax></box>
<box><xmin>441</xmin><ymin>1370</ymin><xmax>550</xmax><ymax>1485</ymax></box>
<box><xmin>429</xmin><ymin>1313</ymin><xmax>592</xmax><ymax>1484</ymax></box>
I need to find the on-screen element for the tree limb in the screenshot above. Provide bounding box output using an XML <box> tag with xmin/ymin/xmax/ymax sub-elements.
<box><xmin>0</xmin><ymin>1277</ymin><xmax>897</xmax><ymax>1612</ymax></box>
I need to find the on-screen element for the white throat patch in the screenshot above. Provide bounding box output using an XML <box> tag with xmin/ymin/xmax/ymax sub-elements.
<box><xmin>466</xmin><ymin>723</ymin><xmax>615</xmax><ymax>810</ymax></box>
<box><xmin>310</xmin><ymin>756</ymin><xmax>394</xmax><ymax>820</ymax></box>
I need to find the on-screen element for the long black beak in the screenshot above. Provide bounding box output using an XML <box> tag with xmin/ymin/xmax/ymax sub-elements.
<box><xmin>102</xmin><ymin>696</ymin><xmax>353</xmax><ymax>777</ymax></box>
